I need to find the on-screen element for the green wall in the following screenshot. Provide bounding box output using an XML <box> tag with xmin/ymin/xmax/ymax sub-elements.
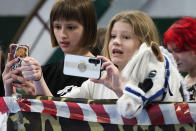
<box><xmin>153</xmin><ymin>18</ymin><xmax>179</xmax><ymax>44</ymax></box>
<box><xmin>0</xmin><ymin>16</ymin><xmax>25</xmax><ymax>52</ymax></box>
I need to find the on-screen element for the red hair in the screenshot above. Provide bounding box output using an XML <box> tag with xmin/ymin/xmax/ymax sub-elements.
<box><xmin>163</xmin><ymin>17</ymin><xmax>196</xmax><ymax>54</ymax></box>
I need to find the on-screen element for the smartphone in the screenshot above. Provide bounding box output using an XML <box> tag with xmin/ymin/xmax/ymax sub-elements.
<box><xmin>9</xmin><ymin>43</ymin><xmax>30</xmax><ymax>94</ymax></box>
<box><xmin>63</xmin><ymin>54</ymin><xmax>102</xmax><ymax>79</ymax></box>
<box><xmin>9</xmin><ymin>43</ymin><xmax>29</xmax><ymax>70</ymax></box>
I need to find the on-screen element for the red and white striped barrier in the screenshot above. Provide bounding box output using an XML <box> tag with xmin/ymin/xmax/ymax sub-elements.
<box><xmin>0</xmin><ymin>97</ymin><xmax>196</xmax><ymax>126</ymax></box>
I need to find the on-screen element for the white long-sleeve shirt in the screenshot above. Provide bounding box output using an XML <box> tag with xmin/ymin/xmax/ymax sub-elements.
<box><xmin>60</xmin><ymin>79</ymin><xmax>118</xmax><ymax>99</ymax></box>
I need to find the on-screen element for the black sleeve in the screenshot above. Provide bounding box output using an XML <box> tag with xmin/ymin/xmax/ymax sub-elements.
<box><xmin>41</xmin><ymin>60</ymin><xmax>88</xmax><ymax>97</ymax></box>
<box><xmin>0</xmin><ymin>77</ymin><xmax>4</xmax><ymax>96</ymax></box>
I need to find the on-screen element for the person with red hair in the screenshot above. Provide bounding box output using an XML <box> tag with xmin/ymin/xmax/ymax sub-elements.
<box><xmin>163</xmin><ymin>17</ymin><xmax>196</xmax><ymax>101</ymax></box>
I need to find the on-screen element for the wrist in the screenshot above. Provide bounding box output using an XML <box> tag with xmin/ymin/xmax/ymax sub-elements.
<box><xmin>115</xmin><ymin>89</ymin><xmax>123</xmax><ymax>97</ymax></box>
<box><xmin>4</xmin><ymin>86</ymin><xmax>13</xmax><ymax>96</ymax></box>
<box><xmin>114</xmin><ymin>83</ymin><xmax>124</xmax><ymax>97</ymax></box>
<box><xmin>34</xmin><ymin>71</ymin><xmax>43</xmax><ymax>81</ymax></box>
<box><xmin>113</xmin><ymin>86</ymin><xmax>123</xmax><ymax>97</ymax></box>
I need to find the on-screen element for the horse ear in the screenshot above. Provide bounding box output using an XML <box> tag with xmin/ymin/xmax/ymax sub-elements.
<box><xmin>150</xmin><ymin>41</ymin><xmax>164</xmax><ymax>62</ymax></box>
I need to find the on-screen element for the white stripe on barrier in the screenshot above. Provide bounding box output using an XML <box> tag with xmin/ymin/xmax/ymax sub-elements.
<box><xmin>54</xmin><ymin>101</ymin><xmax>70</xmax><ymax>118</ymax></box>
<box><xmin>136</xmin><ymin>109</ymin><xmax>151</xmax><ymax>125</ymax></box>
<box><xmin>188</xmin><ymin>103</ymin><xmax>196</xmax><ymax>122</ymax></box>
<box><xmin>4</xmin><ymin>97</ymin><xmax>20</xmax><ymax>113</ymax></box>
<box><xmin>103</xmin><ymin>104</ymin><xmax>124</xmax><ymax>125</ymax></box>
<box><xmin>159</xmin><ymin>104</ymin><xmax>179</xmax><ymax>124</ymax></box>
<box><xmin>78</xmin><ymin>103</ymin><xmax>97</xmax><ymax>122</ymax></box>
<box><xmin>29</xmin><ymin>99</ymin><xmax>44</xmax><ymax>113</ymax></box>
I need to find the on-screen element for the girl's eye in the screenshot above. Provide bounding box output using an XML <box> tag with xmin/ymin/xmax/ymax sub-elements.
<box><xmin>122</xmin><ymin>35</ymin><xmax>130</xmax><ymax>40</ymax></box>
<box><xmin>110</xmin><ymin>34</ymin><xmax>116</xmax><ymax>39</ymax></box>
<box><xmin>171</xmin><ymin>48</ymin><xmax>182</xmax><ymax>53</ymax></box>
<box><xmin>174</xmin><ymin>49</ymin><xmax>182</xmax><ymax>53</ymax></box>
<box><xmin>67</xmin><ymin>25</ymin><xmax>76</xmax><ymax>30</ymax></box>
<box><xmin>54</xmin><ymin>24</ymin><xmax>61</xmax><ymax>30</ymax></box>
<box><xmin>168</xmin><ymin>48</ymin><xmax>182</xmax><ymax>55</ymax></box>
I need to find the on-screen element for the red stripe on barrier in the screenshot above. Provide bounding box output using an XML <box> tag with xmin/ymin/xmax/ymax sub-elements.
<box><xmin>41</xmin><ymin>100</ymin><xmax>57</xmax><ymax>116</ymax></box>
<box><xmin>147</xmin><ymin>104</ymin><xmax>165</xmax><ymax>125</ymax></box>
<box><xmin>0</xmin><ymin>97</ymin><xmax>9</xmax><ymax>114</ymax></box>
<box><xmin>90</xmin><ymin>104</ymin><xmax>110</xmax><ymax>123</ymax></box>
<box><xmin>175</xmin><ymin>103</ymin><xmax>194</xmax><ymax>124</ymax></box>
<box><xmin>122</xmin><ymin>117</ymin><xmax>137</xmax><ymax>125</ymax></box>
<box><xmin>66</xmin><ymin>102</ymin><xmax>84</xmax><ymax>120</ymax></box>
<box><xmin>17</xmin><ymin>98</ymin><xmax>31</xmax><ymax>112</ymax></box>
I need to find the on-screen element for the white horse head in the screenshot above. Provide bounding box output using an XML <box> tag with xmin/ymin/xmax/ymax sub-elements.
<box><xmin>117</xmin><ymin>42</ymin><xmax>187</xmax><ymax>118</ymax></box>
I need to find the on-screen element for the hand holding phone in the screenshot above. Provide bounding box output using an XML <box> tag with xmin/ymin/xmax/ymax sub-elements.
<box><xmin>9</xmin><ymin>44</ymin><xmax>30</xmax><ymax>87</ymax></box>
<box><xmin>63</xmin><ymin>54</ymin><xmax>102</xmax><ymax>79</ymax></box>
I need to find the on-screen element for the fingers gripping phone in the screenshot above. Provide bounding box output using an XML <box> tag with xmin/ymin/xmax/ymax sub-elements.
<box><xmin>63</xmin><ymin>54</ymin><xmax>102</xmax><ymax>79</ymax></box>
<box><xmin>9</xmin><ymin>43</ymin><xmax>30</xmax><ymax>94</ymax></box>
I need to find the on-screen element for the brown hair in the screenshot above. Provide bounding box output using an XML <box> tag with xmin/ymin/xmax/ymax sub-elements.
<box><xmin>50</xmin><ymin>0</ymin><xmax>97</xmax><ymax>49</ymax></box>
<box><xmin>102</xmin><ymin>10</ymin><xmax>160</xmax><ymax>59</ymax></box>
<box><xmin>90</xmin><ymin>27</ymin><xmax>107</xmax><ymax>56</ymax></box>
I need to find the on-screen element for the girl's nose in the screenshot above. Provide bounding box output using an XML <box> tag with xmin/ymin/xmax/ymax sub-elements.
<box><xmin>113</xmin><ymin>37</ymin><xmax>121</xmax><ymax>46</ymax></box>
<box><xmin>61</xmin><ymin>28</ymin><xmax>68</xmax><ymax>38</ymax></box>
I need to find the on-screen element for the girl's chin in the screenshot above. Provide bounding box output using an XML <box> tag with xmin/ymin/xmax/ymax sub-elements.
<box><xmin>61</xmin><ymin>48</ymin><xmax>71</xmax><ymax>53</ymax></box>
<box><xmin>112</xmin><ymin>60</ymin><xmax>121</xmax><ymax>66</ymax></box>
<box><xmin>178</xmin><ymin>68</ymin><xmax>186</xmax><ymax>73</ymax></box>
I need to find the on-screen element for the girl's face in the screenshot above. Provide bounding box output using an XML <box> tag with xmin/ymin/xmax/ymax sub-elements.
<box><xmin>53</xmin><ymin>20</ymin><xmax>84</xmax><ymax>54</ymax></box>
<box><xmin>109</xmin><ymin>21</ymin><xmax>140</xmax><ymax>71</ymax></box>
<box><xmin>167</xmin><ymin>43</ymin><xmax>196</xmax><ymax>73</ymax></box>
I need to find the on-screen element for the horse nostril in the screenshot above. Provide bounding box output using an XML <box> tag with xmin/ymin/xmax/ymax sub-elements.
<box><xmin>138</xmin><ymin>78</ymin><xmax>153</xmax><ymax>93</ymax></box>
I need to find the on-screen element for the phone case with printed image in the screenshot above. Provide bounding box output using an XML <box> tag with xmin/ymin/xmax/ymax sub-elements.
<box><xmin>63</xmin><ymin>54</ymin><xmax>102</xmax><ymax>79</ymax></box>
<box><xmin>9</xmin><ymin>43</ymin><xmax>29</xmax><ymax>70</ymax></box>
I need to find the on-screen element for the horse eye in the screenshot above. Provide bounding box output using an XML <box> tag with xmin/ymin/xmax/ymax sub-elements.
<box><xmin>148</xmin><ymin>70</ymin><xmax>157</xmax><ymax>78</ymax></box>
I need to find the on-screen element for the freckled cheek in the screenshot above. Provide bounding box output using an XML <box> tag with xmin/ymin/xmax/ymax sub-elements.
<box><xmin>73</xmin><ymin>32</ymin><xmax>83</xmax><ymax>42</ymax></box>
<box><xmin>126</xmin><ymin>51</ymin><xmax>135</xmax><ymax>60</ymax></box>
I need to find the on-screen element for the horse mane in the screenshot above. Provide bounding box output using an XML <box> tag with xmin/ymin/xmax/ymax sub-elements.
<box><xmin>150</xmin><ymin>41</ymin><xmax>164</xmax><ymax>62</ymax></box>
<box><xmin>159</xmin><ymin>46</ymin><xmax>177</xmax><ymax>68</ymax></box>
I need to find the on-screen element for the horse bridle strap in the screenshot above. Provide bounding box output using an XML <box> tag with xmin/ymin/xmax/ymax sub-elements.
<box><xmin>161</xmin><ymin>55</ymin><xmax>173</xmax><ymax>101</ymax></box>
<box><xmin>124</xmin><ymin>55</ymin><xmax>173</xmax><ymax>103</ymax></box>
<box><xmin>125</xmin><ymin>87</ymin><xmax>166</xmax><ymax>103</ymax></box>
